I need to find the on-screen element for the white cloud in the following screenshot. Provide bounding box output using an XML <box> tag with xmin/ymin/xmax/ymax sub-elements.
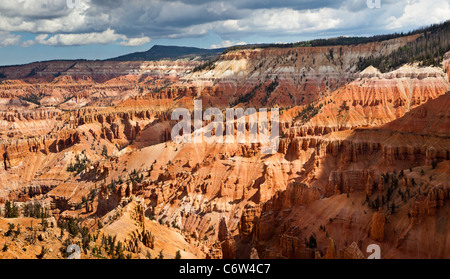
<box><xmin>0</xmin><ymin>0</ymin><xmax>89</xmax><ymax>33</ymax></box>
<box><xmin>30</xmin><ymin>29</ymin><xmax>150</xmax><ymax>46</ymax></box>
<box><xmin>248</xmin><ymin>8</ymin><xmax>343</xmax><ymax>33</ymax></box>
<box><xmin>21</xmin><ymin>40</ymin><xmax>35</xmax><ymax>47</ymax></box>
<box><xmin>0</xmin><ymin>31</ymin><xmax>21</xmax><ymax>47</ymax></box>
<box><xmin>0</xmin><ymin>0</ymin><xmax>448</xmax><ymax>48</ymax></box>
<box><xmin>35</xmin><ymin>29</ymin><xmax>124</xmax><ymax>45</ymax></box>
<box><xmin>178</xmin><ymin>7</ymin><xmax>345</xmax><ymax>40</ymax></box>
<box><xmin>210</xmin><ymin>40</ymin><xmax>246</xmax><ymax>49</ymax></box>
<box><xmin>118</xmin><ymin>36</ymin><xmax>151</xmax><ymax>46</ymax></box>
<box><xmin>386</xmin><ymin>0</ymin><xmax>450</xmax><ymax>30</ymax></box>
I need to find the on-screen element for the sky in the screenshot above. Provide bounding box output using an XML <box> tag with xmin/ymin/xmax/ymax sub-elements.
<box><xmin>0</xmin><ymin>0</ymin><xmax>449</xmax><ymax>66</ymax></box>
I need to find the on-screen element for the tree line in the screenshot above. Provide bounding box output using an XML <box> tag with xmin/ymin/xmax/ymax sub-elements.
<box><xmin>357</xmin><ymin>21</ymin><xmax>450</xmax><ymax>72</ymax></box>
<box><xmin>222</xmin><ymin>21</ymin><xmax>450</xmax><ymax>54</ymax></box>
<box><xmin>1</xmin><ymin>201</ymin><xmax>49</xmax><ymax>219</ymax></box>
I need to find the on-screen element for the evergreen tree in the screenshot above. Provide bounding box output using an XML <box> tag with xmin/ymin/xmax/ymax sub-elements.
<box><xmin>101</xmin><ymin>145</ymin><xmax>108</xmax><ymax>158</ymax></box>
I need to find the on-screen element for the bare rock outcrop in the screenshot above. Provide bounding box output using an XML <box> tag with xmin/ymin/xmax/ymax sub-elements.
<box><xmin>370</xmin><ymin>208</ymin><xmax>386</xmax><ymax>242</ymax></box>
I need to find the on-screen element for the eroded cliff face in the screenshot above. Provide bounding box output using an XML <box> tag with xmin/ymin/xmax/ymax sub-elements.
<box><xmin>0</xmin><ymin>60</ymin><xmax>198</xmax><ymax>109</ymax></box>
<box><xmin>238</xmin><ymin>92</ymin><xmax>450</xmax><ymax>259</ymax></box>
<box><xmin>304</xmin><ymin>65</ymin><xmax>448</xmax><ymax>131</ymax></box>
<box><xmin>0</xmin><ymin>60</ymin><xmax>198</xmax><ymax>82</ymax></box>
<box><xmin>0</xmin><ymin>44</ymin><xmax>449</xmax><ymax>259</ymax></box>
<box><xmin>0</xmin><ymin>35</ymin><xmax>427</xmax><ymax>113</ymax></box>
<box><xmin>177</xmin><ymin>34</ymin><xmax>420</xmax><ymax>108</ymax></box>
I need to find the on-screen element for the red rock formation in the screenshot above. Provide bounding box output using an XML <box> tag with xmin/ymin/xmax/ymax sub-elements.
<box><xmin>0</xmin><ymin>38</ymin><xmax>449</xmax><ymax>260</ymax></box>
<box><xmin>182</xmin><ymin>34</ymin><xmax>420</xmax><ymax>108</ymax></box>
<box><xmin>370</xmin><ymin>208</ymin><xmax>386</xmax><ymax>242</ymax></box>
<box><xmin>339</xmin><ymin>242</ymin><xmax>365</xmax><ymax>259</ymax></box>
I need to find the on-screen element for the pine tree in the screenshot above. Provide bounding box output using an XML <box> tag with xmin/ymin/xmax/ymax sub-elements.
<box><xmin>101</xmin><ymin>145</ymin><xmax>108</xmax><ymax>158</ymax></box>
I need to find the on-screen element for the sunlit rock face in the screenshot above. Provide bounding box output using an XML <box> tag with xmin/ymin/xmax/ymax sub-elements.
<box><xmin>0</xmin><ymin>38</ymin><xmax>449</xmax><ymax>259</ymax></box>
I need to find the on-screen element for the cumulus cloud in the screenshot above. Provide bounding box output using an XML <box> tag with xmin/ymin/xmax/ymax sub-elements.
<box><xmin>0</xmin><ymin>0</ymin><xmax>89</xmax><ymax>33</ymax></box>
<box><xmin>27</xmin><ymin>29</ymin><xmax>150</xmax><ymax>46</ymax></box>
<box><xmin>0</xmin><ymin>31</ymin><xmax>21</xmax><ymax>47</ymax></box>
<box><xmin>0</xmin><ymin>0</ymin><xmax>448</xmax><ymax>47</ymax></box>
<box><xmin>385</xmin><ymin>0</ymin><xmax>450</xmax><ymax>30</ymax></box>
<box><xmin>215</xmin><ymin>7</ymin><xmax>343</xmax><ymax>34</ymax></box>
<box><xmin>34</xmin><ymin>29</ymin><xmax>123</xmax><ymax>46</ymax></box>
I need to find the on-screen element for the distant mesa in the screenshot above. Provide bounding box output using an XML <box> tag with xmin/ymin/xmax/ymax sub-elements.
<box><xmin>106</xmin><ymin>45</ymin><xmax>226</xmax><ymax>62</ymax></box>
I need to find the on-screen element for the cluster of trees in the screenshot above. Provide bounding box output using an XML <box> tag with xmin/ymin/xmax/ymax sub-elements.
<box><xmin>66</xmin><ymin>153</ymin><xmax>91</xmax><ymax>175</ymax></box>
<box><xmin>231</xmin><ymin>83</ymin><xmax>262</xmax><ymax>107</ymax></box>
<box><xmin>129</xmin><ymin>169</ymin><xmax>144</xmax><ymax>184</ymax></box>
<box><xmin>59</xmin><ymin>217</ymin><xmax>95</xmax><ymax>255</ymax></box>
<box><xmin>196</xmin><ymin>21</ymin><xmax>449</xmax><ymax>76</ymax></box>
<box><xmin>22</xmin><ymin>202</ymin><xmax>49</xmax><ymax>219</ymax></box>
<box><xmin>5</xmin><ymin>223</ymin><xmax>20</xmax><ymax>238</ymax></box>
<box><xmin>193</xmin><ymin>56</ymin><xmax>220</xmax><ymax>72</ymax></box>
<box><xmin>294</xmin><ymin>103</ymin><xmax>323</xmax><ymax>124</ymax></box>
<box><xmin>106</xmin><ymin>176</ymin><xmax>124</xmax><ymax>193</ymax></box>
<box><xmin>99</xmin><ymin>234</ymin><xmax>125</xmax><ymax>259</ymax></box>
<box><xmin>358</xmin><ymin>21</ymin><xmax>450</xmax><ymax>72</ymax></box>
<box><xmin>60</xmin><ymin>217</ymin><xmax>84</xmax><ymax>238</ymax></box>
<box><xmin>222</xmin><ymin>33</ymin><xmax>408</xmax><ymax>54</ymax></box>
<box><xmin>262</xmin><ymin>78</ymin><xmax>279</xmax><ymax>106</ymax></box>
<box><xmin>2</xmin><ymin>200</ymin><xmax>20</xmax><ymax>218</ymax></box>
<box><xmin>77</xmin><ymin>188</ymin><xmax>97</xmax><ymax>212</ymax></box>
<box><xmin>103</xmin><ymin>169</ymin><xmax>143</xmax><ymax>195</ymax></box>
<box><xmin>222</xmin><ymin>22</ymin><xmax>450</xmax><ymax>55</ymax></box>
<box><xmin>20</xmin><ymin>93</ymin><xmax>41</xmax><ymax>106</ymax></box>
<box><xmin>365</xmin><ymin>169</ymin><xmax>419</xmax><ymax>214</ymax></box>
<box><xmin>2</xmin><ymin>223</ymin><xmax>22</xmax><ymax>252</ymax></box>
